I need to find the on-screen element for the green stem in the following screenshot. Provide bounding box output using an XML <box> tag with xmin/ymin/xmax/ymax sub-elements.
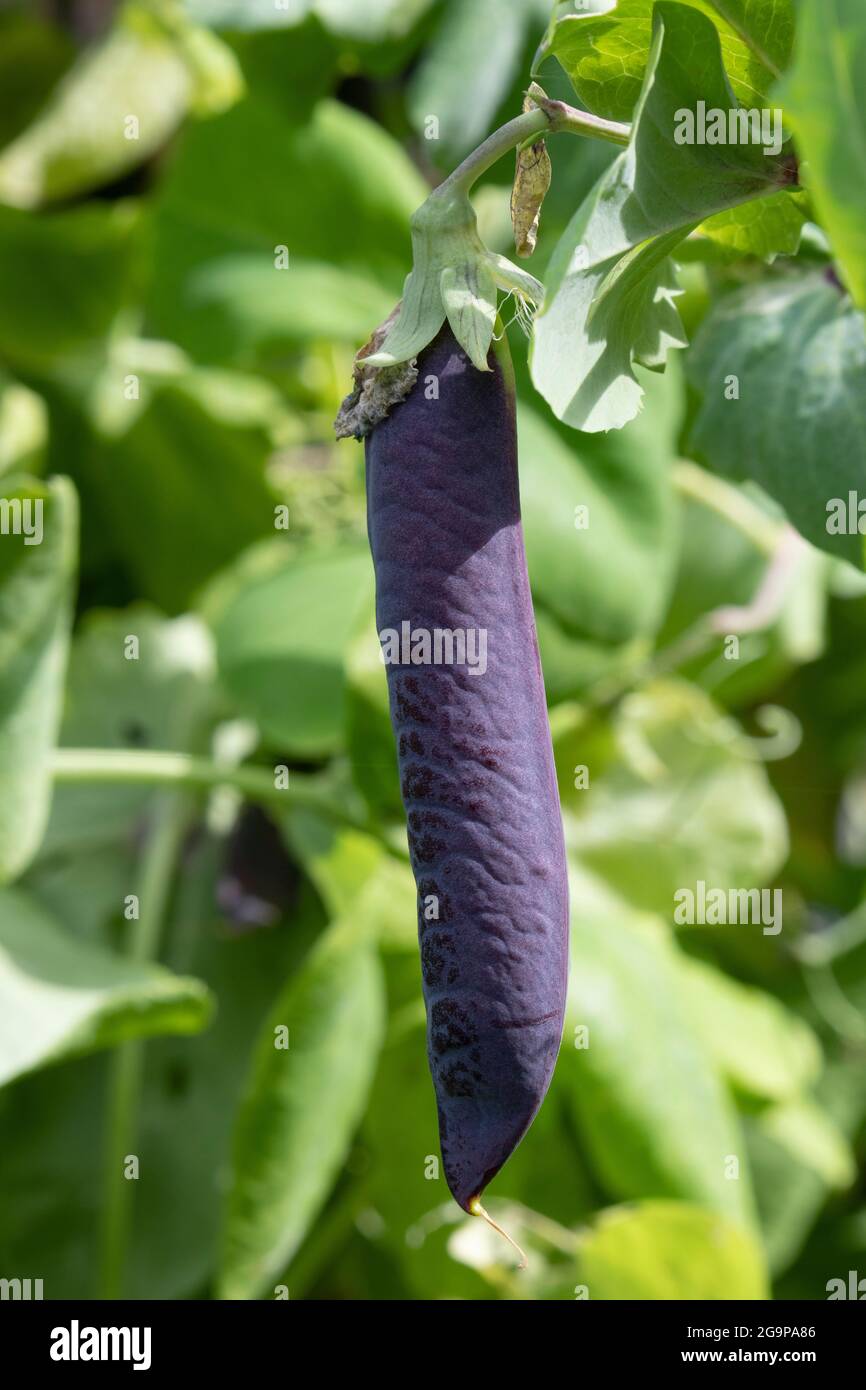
<box><xmin>51</xmin><ymin>747</ymin><xmax>365</xmax><ymax>827</ymax></box>
<box><xmin>440</xmin><ymin>94</ymin><xmax>630</xmax><ymax>199</ymax></box>
<box><xmin>98</xmin><ymin>789</ymin><xmax>191</xmax><ymax>1298</ymax></box>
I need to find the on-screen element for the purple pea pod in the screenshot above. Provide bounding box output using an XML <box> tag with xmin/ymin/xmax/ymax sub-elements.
<box><xmin>365</xmin><ymin>324</ymin><xmax>569</xmax><ymax>1222</ymax></box>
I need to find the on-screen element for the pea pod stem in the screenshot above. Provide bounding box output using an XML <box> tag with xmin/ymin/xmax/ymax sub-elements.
<box><xmin>438</xmin><ymin>92</ymin><xmax>631</xmax><ymax>200</ymax></box>
<box><xmin>50</xmin><ymin>747</ymin><xmax>366</xmax><ymax>829</ymax></box>
<box><xmin>98</xmin><ymin>788</ymin><xmax>191</xmax><ymax>1298</ymax></box>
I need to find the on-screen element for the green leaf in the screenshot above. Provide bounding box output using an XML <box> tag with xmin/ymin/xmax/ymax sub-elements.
<box><xmin>0</xmin><ymin>12</ymin><xmax>74</xmax><ymax>152</ymax></box>
<box><xmin>0</xmin><ymin>475</ymin><xmax>76</xmax><ymax>882</ymax></box>
<box><xmin>759</xmin><ymin>1097</ymin><xmax>856</xmax><ymax>1189</ymax></box>
<box><xmin>687</xmin><ymin>272</ymin><xmax>866</xmax><ymax>565</ymax></box>
<box><xmin>531</xmin><ymin>2</ymin><xmax>794</xmax><ymax>432</ymax></box>
<box><xmin>0</xmin><ymin>202</ymin><xmax>138</xmax><ymax>373</ymax></box>
<box><xmin>699</xmin><ymin>188</ymin><xmax>806</xmax><ymax>255</ymax></box>
<box><xmin>148</xmin><ymin>97</ymin><xmax>426</xmax><ymax>361</ymax></box>
<box><xmin>0</xmin><ymin>889</ymin><xmax>212</xmax><ymax>1087</ymax></box>
<box><xmin>212</xmin><ymin>546</ymin><xmax>374</xmax><ymax>757</ymax></box>
<box><xmin>560</xmin><ymin>681</ymin><xmax>789</xmax><ymax>915</ymax></box>
<box><xmin>407</xmin><ymin>0</ymin><xmax>530</xmax><ymax>164</ymax></box>
<box><xmin>0</xmin><ymin>6</ymin><xmax>192</xmax><ymax>209</ymax></box>
<box><xmin>545</xmin><ymin>0</ymin><xmax>795</xmax><ymax>120</ymax></box>
<box><xmin>218</xmin><ymin>921</ymin><xmax>386</xmax><ymax>1298</ymax></box>
<box><xmin>579</xmin><ymin>1200</ymin><xmax>768</xmax><ymax>1299</ymax></box>
<box><xmin>560</xmin><ymin>893</ymin><xmax>755</xmax><ymax>1223</ymax></box>
<box><xmin>0</xmin><ymin>377</ymin><xmax>48</xmax><ymax>477</ymax></box>
<box><xmin>518</xmin><ymin>391</ymin><xmax>679</xmax><ymax>646</ymax></box>
<box><xmin>0</xmin><ymin>853</ymin><xmax>328</xmax><ymax>1298</ymax></box>
<box><xmin>776</xmin><ymin>0</ymin><xmax>866</xmax><ymax>309</ymax></box>
<box><xmin>74</xmin><ymin>370</ymin><xmax>285</xmax><ymax>612</ymax></box>
<box><xmin>187</xmin><ymin>256</ymin><xmax>397</xmax><ymax>353</ymax></box>
<box><xmin>676</xmin><ymin>955</ymin><xmax>821</xmax><ymax>1101</ymax></box>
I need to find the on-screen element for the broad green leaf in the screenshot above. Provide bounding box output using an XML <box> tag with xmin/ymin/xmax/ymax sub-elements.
<box><xmin>759</xmin><ymin>1097</ymin><xmax>855</xmax><ymax>1190</ymax></box>
<box><xmin>0</xmin><ymin>889</ymin><xmax>212</xmax><ymax>1087</ymax></box>
<box><xmin>148</xmin><ymin>97</ymin><xmax>426</xmax><ymax>361</ymax></box>
<box><xmin>0</xmin><ymin>377</ymin><xmax>47</xmax><ymax>477</ymax></box>
<box><xmin>0</xmin><ymin>6</ymin><xmax>192</xmax><ymax>209</ymax></box>
<box><xmin>545</xmin><ymin>0</ymin><xmax>795</xmax><ymax>120</ymax></box>
<box><xmin>676</xmin><ymin>955</ymin><xmax>821</xmax><ymax>1101</ymax></box>
<box><xmin>0</xmin><ymin>13</ymin><xmax>73</xmax><ymax>152</ymax></box>
<box><xmin>518</xmin><ymin>394</ymin><xmax>679</xmax><ymax>646</ymax></box>
<box><xmin>407</xmin><ymin>0</ymin><xmax>530</xmax><ymax>163</ymax></box>
<box><xmin>531</xmin><ymin>2</ymin><xmax>795</xmax><ymax>432</ymax></box>
<box><xmin>559</xmin><ymin>681</ymin><xmax>789</xmax><ymax>914</ymax></box>
<box><xmin>212</xmin><ymin>546</ymin><xmax>374</xmax><ymax>757</ymax></box>
<box><xmin>777</xmin><ymin>0</ymin><xmax>866</xmax><ymax>309</ymax></box>
<box><xmin>699</xmin><ymin>189</ymin><xmax>806</xmax><ymax>255</ymax></box>
<box><xmin>0</xmin><ymin>202</ymin><xmax>138</xmax><ymax>373</ymax></box>
<box><xmin>0</xmin><ymin>850</ymin><xmax>328</xmax><ymax>1298</ymax></box>
<box><xmin>75</xmin><ymin>371</ymin><xmax>285</xmax><ymax>611</ymax></box>
<box><xmin>579</xmin><ymin>1200</ymin><xmax>768</xmax><ymax>1299</ymax></box>
<box><xmin>218</xmin><ymin>921</ymin><xmax>385</xmax><ymax>1298</ymax></box>
<box><xmin>687</xmin><ymin>272</ymin><xmax>866</xmax><ymax>565</ymax></box>
<box><xmin>187</xmin><ymin>256</ymin><xmax>397</xmax><ymax>353</ymax></box>
<box><xmin>560</xmin><ymin>897</ymin><xmax>755</xmax><ymax>1223</ymax></box>
<box><xmin>747</xmin><ymin>1057</ymin><xmax>866</xmax><ymax>1274</ymax></box>
<box><xmin>0</xmin><ymin>475</ymin><xmax>76</xmax><ymax>882</ymax></box>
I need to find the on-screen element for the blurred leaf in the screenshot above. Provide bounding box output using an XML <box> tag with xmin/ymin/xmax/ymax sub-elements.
<box><xmin>758</xmin><ymin>1097</ymin><xmax>856</xmax><ymax>1190</ymax></box>
<box><xmin>0</xmin><ymin>475</ymin><xmax>76</xmax><ymax>882</ymax></box>
<box><xmin>0</xmin><ymin>847</ymin><xmax>326</xmax><ymax>1298</ymax></box>
<box><xmin>544</xmin><ymin>0</ymin><xmax>794</xmax><ymax>120</ymax></box>
<box><xmin>39</xmin><ymin>608</ymin><xmax>213</xmax><ymax>859</ymax></box>
<box><xmin>148</xmin><ymin>97</ymin><xmax>426</xmax><ymax>362</ymax></box>
<box><xmin>407</xmin><ymin>0</ymin><xmax>530</xmax><ymax>164</ymax></box>
<box><xmin>560</xmin><ymin>681</ymin><xmax>789</xmax><ymax>915</ymax></box>
<box><xmin>187</xmin><ymin>256</ymin><xmax>397</xmax><ymax>354</ymax></box>
<box><xmin>0</xmin><ymin>888</ymin><xmax>212</xmax><ymax>1087</ymax></box>
<box><xmin>184</xmin><ymin>0</ymin><xmax>434</xmax><ymax>43</ymax></box>
<box><xmin>688</xmin><ymin>273</ymin><xmax>866</xmax><ymax>565</ymax></box>
<box><xmin>561</xmin><ymin>895</ymin><xmax>755</xmax><ymax>1224</ymax></box>
<box><xmin>0</xmin><ymin>4</ymin><xmax>191</xmax><ymax>208</ymax></box>
<box><xmin>777</xmin><ymin>0</ymin><xmax>866</xmax><ymax>309</ymax></box>
<box><xmin>0</xmin><ymin>202</ymin><xmax>139</xmax><ymax>373</ymax></box>
<box><xmin>579</xmin><ymin>1200</ymin><xmax>768</xmax><ymax>1299</ymax></box>
<box><xmin>0</xmin><ymin>377</ymin><xmax>48</xmax><ymax>477</ymax></box>
<box><xmin>519</xmin><ymin>385</ymin><xmax>679</xmax><ymax>648</ymax></box>
<box><xmin>77</xmin><ymin>373</ymin><xmax>283</xmax><ymax>611</ymax></box>
<box><xmin>531</xmin><ymin>3</ymin><xmax>794</xmax><ymax>432</ymax></box>
<box><xmin>212</xmin><ymin>546</ymin><xmax>374</xmax><ymax>757</ymax></box>
<box><xmin>748</xmin><ymin>1056</ymin><xmax>866</xmax><ymax>1275</ymax></box>
<box><xmin>0</xmin><ymin>13</ymin><xmax>74</xmax><ymax>152</ymax></box>
<box><xmin>219</xmin><ymin>919</ymin><xmax>385</xmax><ymax>1298</ymax></box>
<box><xmin>676</xmin><ymin>955</ymin><xmax>821</xmax><ymax>1101</ymax></box>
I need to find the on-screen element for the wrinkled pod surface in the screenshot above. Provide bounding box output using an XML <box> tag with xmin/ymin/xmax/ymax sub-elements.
<box><xmin>365</xmin><ymin>325</ymin><xmax>569</xmax><ymax>1210</ymax></box>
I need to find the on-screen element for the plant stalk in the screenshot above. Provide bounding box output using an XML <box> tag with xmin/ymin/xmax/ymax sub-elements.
<box><xmin>98</xmin><ymin>789</ymin><xmax>191</xmax><ymax>1298</ymax></box>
